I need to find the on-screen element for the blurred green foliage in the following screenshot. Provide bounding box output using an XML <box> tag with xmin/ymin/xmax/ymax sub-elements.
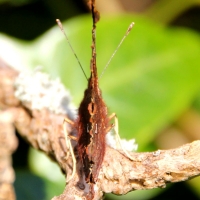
<box><xmin>32</xmin><ymin>15</ymin><xmax>200</xmax><ymax>152</ymax></box>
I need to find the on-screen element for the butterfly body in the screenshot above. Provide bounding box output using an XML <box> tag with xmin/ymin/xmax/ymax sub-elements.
<box><xmin>76</xmin><ymin>32</ymin><xmax>109</xmax><ymax>183</ymax></box>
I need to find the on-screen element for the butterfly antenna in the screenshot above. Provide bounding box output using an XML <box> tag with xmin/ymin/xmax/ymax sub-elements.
<box><xmin>100</xmin><ymin>22</ymin><xmax>135</xmax><ymax>79</ymax></box>
<box><xmin>56</xmin><ymin>19</ymin><xmax>88</xmax><ymax>80</ymax></box>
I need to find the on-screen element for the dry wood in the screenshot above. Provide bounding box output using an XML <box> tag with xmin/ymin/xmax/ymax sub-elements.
<box><xmin>0</xmin><ymin>60</ymin><xmax>200</xmax><ymax>200</ymax></box>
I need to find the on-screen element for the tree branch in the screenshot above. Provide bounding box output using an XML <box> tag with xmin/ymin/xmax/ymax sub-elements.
<box><xmin>1</xmin><ymin>60</ymin><xmax>200</xmax><ymax>200</ymax></box>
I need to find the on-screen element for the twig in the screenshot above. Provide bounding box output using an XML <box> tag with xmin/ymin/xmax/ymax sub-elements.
<box><xmin>1</xmin><ymin>60</ymin><xmax>200</xmax><ymax>200</ymax></box>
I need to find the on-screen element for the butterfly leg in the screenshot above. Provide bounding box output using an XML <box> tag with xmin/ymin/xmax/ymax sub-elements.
<box><xmin>63</xmin><ymin>117</ymin><xmax>77</xmax><ymax>182</ymax></box>
<box><xmin>108</xmin><ymin>113</ymin><xmax>136</xmax><ymax>161</ymax></box>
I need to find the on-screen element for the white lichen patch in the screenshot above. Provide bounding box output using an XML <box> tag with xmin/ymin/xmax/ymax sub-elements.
<box><xmin>106</xmin><ymin>132</ymin><xmax>138</xmax><ymax>152</ymax></box>
<box><xmin>14</xmin><ymin>68</ymin><xmax>76</xmax><ymax>117</ymax></box>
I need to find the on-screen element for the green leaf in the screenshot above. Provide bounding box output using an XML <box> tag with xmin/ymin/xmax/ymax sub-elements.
<box><xmin>33</xmin><ymin>14</ymin><xmax>200</xmax><ymax>151</ymax></box>
<box><xmin>14</xmin><ymin>170</ymin><xmax>46</xmax><ymax>200</ymax></box>
<box><xmin>3</xmin><ymin>14</ymin><xmax>200</xmax><ymax>151</ymax></box>
<box><xmin>2</xmin><ymin>13</ymin><xmax>200</xmax><ymax>200</ymax></box>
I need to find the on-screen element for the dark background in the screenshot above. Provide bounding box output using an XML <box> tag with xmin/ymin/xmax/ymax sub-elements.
<box><xmin>0</xmin><ymin>0</ymin><xmax>200</xmax><ymax>40</ymax></box>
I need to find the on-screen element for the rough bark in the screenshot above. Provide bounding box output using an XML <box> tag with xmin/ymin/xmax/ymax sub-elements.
<box><xmin>1</xmin><ymin>60</ymin><xmax>200</xmax><ymax>200</ymax></box>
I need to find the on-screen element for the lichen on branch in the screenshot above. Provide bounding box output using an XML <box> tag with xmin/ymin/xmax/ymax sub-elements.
<box><xmin>1</xmin><ymin>61</ymin><xmax>200</xmax><ymax>200</ymax></box>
